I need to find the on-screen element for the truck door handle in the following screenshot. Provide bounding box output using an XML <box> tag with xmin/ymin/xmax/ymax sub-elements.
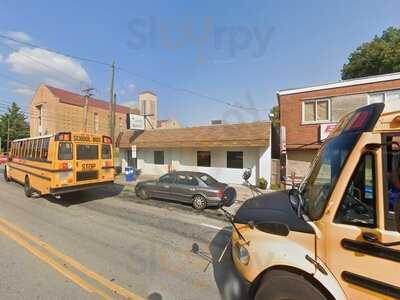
<box><xmin>362</xmin><ymin>232</ymin><xmax>400</xmax><ymax>247</ymax></box>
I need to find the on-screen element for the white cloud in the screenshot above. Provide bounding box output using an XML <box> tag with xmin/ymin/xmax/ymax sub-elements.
<box><xmin>14</xmin><ymin>86</ymin><xmax>35</xmax><ymax>96</ymax></box>
<box><xmin>4</xmin><ymin>31</ymin><xmax>33</xmax><ymax>45</ymax></box>
<box><xmin>128</xmin><ymin>83</ymin><xmax>136</xmax><ymax>91</ymax></box>
<box><xmin>0</xmin><ymin>53</ymin><xmax>3</xmax><ymax>62</ymax></box>
<box><xmin>6</xmin><ymin>47</ymin><xmax>91</xmax><ymax>88</ymax></box>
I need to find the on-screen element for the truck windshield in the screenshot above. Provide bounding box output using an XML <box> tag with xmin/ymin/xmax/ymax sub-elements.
<box><xmin>299</xmin><ymin>132</ymin><xmax>361</xmax><ymax>220</ymax></box>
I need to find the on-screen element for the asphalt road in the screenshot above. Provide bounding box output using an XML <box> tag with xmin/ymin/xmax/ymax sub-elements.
<box><xmin>0</xmin><ymin>171</ymin><xmax>249</xmax><ymax>300</ymax></box>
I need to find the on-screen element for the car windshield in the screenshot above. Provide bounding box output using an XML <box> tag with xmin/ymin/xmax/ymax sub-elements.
<box><xmin>299</xmin><ymin>132</ymin><xmax>361</xmax><ymax>220</ymax></box>
<box><xmin>199</xmin><ymin>174</ymin><xmax>218</xmax><ymax>185</ymax></box>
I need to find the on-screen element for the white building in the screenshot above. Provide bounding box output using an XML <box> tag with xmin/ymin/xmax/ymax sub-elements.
<box><xmin>117</xmin><ymin>121</ymin><xmax>271</xmax><ymax>186</ymax></box>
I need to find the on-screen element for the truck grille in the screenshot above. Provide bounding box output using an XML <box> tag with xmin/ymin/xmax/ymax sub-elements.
<box><xmin>77</xmin><ymin>171</ymin><xmax>98</xmax><ymax>181</ymax></box>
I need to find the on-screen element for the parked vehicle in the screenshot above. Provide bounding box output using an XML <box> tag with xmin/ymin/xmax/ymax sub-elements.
<box><xmin>135</xmin><ymin>171</ymin><xmax>237</xmax><ymax>210</ymax></box>
<box><xmin>0</xmin><ymin>153</ymin><xmax>8</xmax><ymax>164</ymax></box>
<box><xmin>229</xmin><ymin>103</ymin><xmax>400</xmax><ymax>300</ymax></box>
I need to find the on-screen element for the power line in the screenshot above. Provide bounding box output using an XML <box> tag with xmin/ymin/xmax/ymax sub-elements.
<box><xmin>0</xmin><ymin>33</ymin><xmax>269</xmax><ymax>112</ymax></box>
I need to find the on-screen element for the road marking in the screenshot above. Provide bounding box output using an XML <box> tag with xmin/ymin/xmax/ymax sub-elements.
<box><xmin>0</xmin><ymin>217</ymin><xmax>144</xmax><ymax>300</ymax></box>
<box><xmin>0</xmin><ymin>221</ymin><xmax>113</xmax><ymax>300</ymax></box>
<box><xmin>200</xmin><ymin>223</ymin><xmax>231</xmax><ymax>231</ymax></box>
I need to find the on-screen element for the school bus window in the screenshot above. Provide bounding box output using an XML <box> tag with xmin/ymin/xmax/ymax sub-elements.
<box><xmin>102</xmin><ymin>144</ymin><xmax>111</xmax><ymax>159</ymax></box>
<box><xmin>36</xmin><ymin>139</ymin><xmax>42</xmax><ymax>159</ymax></box>
<box><xmin>23</xmin><ymin>141</ymin><xmax>27</xmax><ymax>158</ymax></box>
<box><xmin>384</xmin><ymin>134</ymin><xmax>400</xmax><ymax>231</ymax></box>
<box><xmin>58</xmin><ymin>142</ymin><xmax>73</xmax><ymax>160</ymax></box>
<box><xmin>334</xmin><ymin>153</ymin><xmax>377</xmax><ymax>228</ymax></box>
<box><xmin>41</xmin><ymin>138</ymin><xmax>49</xmax><ymax>160</ymax></box>
<box><xmin>77</xmin><ymin>144</ymin><xmax>98</xmax><ymax>160</ymax></box>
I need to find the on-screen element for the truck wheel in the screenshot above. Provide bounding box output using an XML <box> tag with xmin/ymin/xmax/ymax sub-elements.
<box><xmin>4</xmin><ymin>166</ymin><xmax>10</xmax><ymax>182</ymax></box>
<box><xmin>254</xmin><ymin>270</ymin><xmax>328</xmax><ymax>300</ymax></box>
<box><xmin>192</xmin><ymin>195</ymin><xmax>207</xmax><ymax>210</ymax></box>
<box><xmin>24</xmin><ymin>176</ymin><xmax>32</xmax><ymax>198</ymax></box>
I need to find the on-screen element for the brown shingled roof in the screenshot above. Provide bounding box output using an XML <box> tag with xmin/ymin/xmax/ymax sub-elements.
<box><xmin>46</xmin><ymin>85</ymin><xmax>137</xmax><ymax>114</ymax></box>
<box><xmin>117</xmin><ymin>121</ymin><xmax>270</xmax><ymax>149</ymax></box>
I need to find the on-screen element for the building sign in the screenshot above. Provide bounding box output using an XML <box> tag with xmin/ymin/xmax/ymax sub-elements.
<box><xmin>131</xmin><ymin>145</ymin><xmax>137</xmax><ymax>158</ymax></box>
<box><xmin>127</xmin><ymin>114</ymin><xmax>145</xmax><ymax>130</ymax></box>
<box><xmin>320</xmin><ymin>123</ymin><xmax>337</xmax><ymax>141</ymax></box>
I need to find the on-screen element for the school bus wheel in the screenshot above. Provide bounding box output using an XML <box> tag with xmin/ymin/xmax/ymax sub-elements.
<box><xmin>4</xmin><ymin>166</ymin><xmax>11</xmax><ymax>182</ymax></box>
<box><xmin>24</xmin><ymin>176</ymin><xmax>32</xmax><ymax>198</ymax></box>
<box><xmin>254</xmin><ymin>270</ymin><xmax>329</xmax><ymax>300</ymax></box>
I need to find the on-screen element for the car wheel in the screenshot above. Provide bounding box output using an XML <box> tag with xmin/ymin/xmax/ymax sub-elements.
<box><xmin>192</xmin><ymin>195</ymin><xmax>207</xmax><ymax>210</ymax></box>
<box><xmin>136</xmin><ymin>187</ymin><xmax>149</xmax><ymax>200</ymax></box>
<box><xmin>24</xmin><ymin>176</ymin><xmax>32</xmax><ymax>198</ymax></box>
<box><xmin>254</xmin><ymin>270</ymin><xmax>328</xmax><ymax>300</ymax></box>
<box><xmin>4</xmin><ymin>166</ymin><xmax>10</xmax><ymax>182</ymax></box>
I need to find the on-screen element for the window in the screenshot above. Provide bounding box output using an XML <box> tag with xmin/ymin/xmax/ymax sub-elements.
<box><xmin>27</xmin><ymin>140</ymin><xmax>33</xmax><ymax>158</ymax></box>
<box><xmin>102</xmin><ymin>144</ymin><xmax>112</xmax><ymax>159</ymax></box>
<box><xmin>384</xmin><ymin>134</ymin><xmax>400</xmax><ymax>231</ymax></box>
<box><xmin>302</xmin><ymin>99</ymin><xmax>330</xmax><ymax>123</ymax></box>
<box><xmin>335</xmin><ymin>153</ymin><xmax>376</xmax><ymax>228</ymax></box>
<box><xmin>77</xmin><ymin>144</ymin><xmax>98</xmax><ymax>160</ymax></box>
<box><xmin>197</xmin><ymin>151</ymin><xmax>211</xmax><ymax>167</ymax></box>
<box><xmin>41</xmin><ymin>138</ymin><xmax>49</xmax><ymax>160</ymax></box>
<box><xmin>154</xmin><ymin>151</ymin><xmax>164</xmax><ymax>165</ymax></box>
<box><xmin>58</xmin><ymin>142</ymin><xmax>73</xmax><ymax>160</ymax></box>
<box><xmin>300</xmin><ymin>132</ymin><xmax>361</xmax><ymax>220</ymax></box>
<box><xmin>32</xmin><ymin>140</ymin><xmax>38</xmax><ymax>158</ymax></box>
<box><xmin>385</xmin><ymin>90</ymin><xmax>400</xmax><ymax>112</ymax></box>
<box><xmin>368</xmin><ymin>93</ymin><xmax>385</xmax><ymax>104</ymax></box>
<box><xmin>199</xmin><ymin>174</ymin><xmax>218</xmax><ymax>186</ymax></box>
<box><xmin>36</xmin><ymin>139</ymin><xmax>42</xmax><ymax>158</ymax></box>
<box><xmin>94</xmin><ymin>113</ymin><xmax>99</xmax><ymax>133</ymax></box>
<box><xmin>175</xmin><ymin>174</ymin><xmax>198</xmax><ymax>186</ymax></box>
<box><xmin>227</xmin><ymin>151</ymin><xmax>243</xmax><ymax>169</ymax></box>
<box><xmin>159</xmin><ymin>173</ymin><xmax>175</xmax><ymax>184</ymax></box>
<box><xmin>21</xmin><ymin>141</ymin><xmax>26</xmax><ymax>158</ymax></box>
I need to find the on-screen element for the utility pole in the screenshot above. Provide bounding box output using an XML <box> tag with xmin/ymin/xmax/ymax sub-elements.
<box><xmin>109</xmin><ymin>60</ymin><xmax>115</xmax><ymax>140</ymax></box>
<box><xmin>82</xmin><ymin>87</ymin><xmax>94</xmax><ymax>132</ymax></box>
<box><xmin>6</xmin><ymin>117</ymin><xmax>10</xmax><ymax>152</ymax></box>
<box><xmin>112</xmin><ymin>92</ymin><xmax>117</xmax><ymax>142</ymax></box>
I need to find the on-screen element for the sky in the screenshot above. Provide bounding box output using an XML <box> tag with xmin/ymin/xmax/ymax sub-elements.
<box><xmin>0</xmin><ymin>0</ymin><xmax>400</xmax><ymax>126</ymax></box>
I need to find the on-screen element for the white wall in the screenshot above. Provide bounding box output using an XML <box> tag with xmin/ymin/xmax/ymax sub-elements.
<box><xmin>127</xmin><ymin>147</ymin><xmax>271</xmax><ymax>185</ymax></box>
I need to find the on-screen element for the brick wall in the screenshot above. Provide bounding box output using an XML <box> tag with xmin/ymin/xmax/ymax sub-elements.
<box><xmin>30</xmin><ymin>85</ymin><xmax>128</xmax><ymax>138</ymax></box>
<box><xmin>279</xmin><ymin>78</ymin><xmax>400</xmax><ymax>149</ymax></box>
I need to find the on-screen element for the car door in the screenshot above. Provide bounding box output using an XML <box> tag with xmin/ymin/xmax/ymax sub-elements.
<box><xmin>155</xmin><ymin>173</ymin><xmax>176</xmax><ymax>199</ymax></box>
<box><xmin>172</xmin><ymin>174</ymin><xmax>198</xmax><ymax>202</ymax></box>
<box><xmin>324</xmin><ymin>149</ymin><xmax>400</xmax><ymax>300</ymax></box>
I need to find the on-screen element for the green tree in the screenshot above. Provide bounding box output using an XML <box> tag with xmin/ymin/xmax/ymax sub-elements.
<box><xmin>0</xmin><ymin>102</ymin><xmax>29</xmax><ymax>151</ymax></box>
<box><xmin>268</xmin><ymin>105</ymin><xmax>280</xmax><ymax>126</ymax></box>
<box><xmin>341</xmin><ymin>26</ymin><xmax>400</xmax><ymax>79</ymax></box>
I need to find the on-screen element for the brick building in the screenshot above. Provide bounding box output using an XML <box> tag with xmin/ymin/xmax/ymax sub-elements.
<box><xmin>29</xmin><ymin>85</ymin><xmax>180</xmax><ymax>138</ymax></box>
<box><xmin>277</xmin><ymin>72</ymin><xmax>400</xmax><ymax>178</ymax></box>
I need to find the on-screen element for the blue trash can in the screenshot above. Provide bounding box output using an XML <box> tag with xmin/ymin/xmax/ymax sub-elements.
<box><xmin>125</xmin><ymin>167</ymin><xmax>134</xmax><ymax>182</ymax></box>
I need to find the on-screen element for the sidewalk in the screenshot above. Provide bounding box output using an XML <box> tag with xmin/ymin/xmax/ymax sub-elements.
<box><xmin>115</xmin><ymin>173</ymin><xmax>272</xmax><ymax>214</ymax></box>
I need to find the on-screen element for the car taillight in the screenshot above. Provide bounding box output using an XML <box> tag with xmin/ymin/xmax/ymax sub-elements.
<box><xmin>217</xmin><ymin>189</ymin><xmax>224</xmax><ymax>199</ymax></box>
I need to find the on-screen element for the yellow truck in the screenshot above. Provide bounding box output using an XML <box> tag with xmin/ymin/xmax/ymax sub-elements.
<box><xmin>229</xmin><ymin>103</ymin><xmax>400</xmax><ymax>299</ymax></box>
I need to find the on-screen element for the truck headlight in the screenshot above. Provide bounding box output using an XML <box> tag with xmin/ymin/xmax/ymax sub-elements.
<box><xmin>235</xmin><ymin>242</ymin><xmax>250</xmax><ymax>265</ymax></box>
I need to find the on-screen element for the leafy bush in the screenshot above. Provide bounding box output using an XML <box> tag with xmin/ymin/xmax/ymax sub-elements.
<box><xmin>257</xmin><ymin>177</ymin><xmax>267</xmax><ymax>190</ymax></box>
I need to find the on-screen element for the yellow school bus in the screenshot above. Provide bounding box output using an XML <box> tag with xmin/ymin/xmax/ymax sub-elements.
<box><xmin>230</xmin><ymin>103</ymin><xmax>400</xmax><ymax>300</ymax></box>
<box><xmin>4</xmin><ymin>132</ymin><xmax>114</xmax><ymax>197</ymax></box>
